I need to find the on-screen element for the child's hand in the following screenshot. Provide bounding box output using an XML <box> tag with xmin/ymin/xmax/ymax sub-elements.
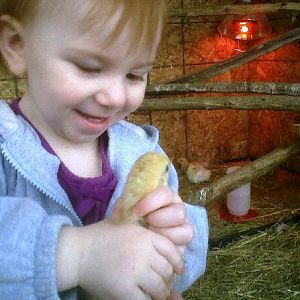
<box><xmin>57</xmin><ymin>221</ymin><xmax>184</xmax><ymax>300</ymax></box>
<box><xmin>133</xmin><ymin>186</ymin><xmax>194</xmax><ymax>255</ymax></box>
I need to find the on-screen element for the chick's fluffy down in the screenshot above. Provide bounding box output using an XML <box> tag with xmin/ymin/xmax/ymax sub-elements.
<box><xmin>113</xmin><ymin>152</ymin><xmax>170</xmax><ymax>224</ymax></box>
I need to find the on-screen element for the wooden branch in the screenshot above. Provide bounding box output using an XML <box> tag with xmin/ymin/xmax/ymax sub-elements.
<box><xmin>167</xmin><ymin>27</ymin><xmax>300</xmax><ymax>84</ymax></box>
<box><xmin>196</xmin><ymin>140</ymin><xmax>300</xmax><ymax>206</ymax></box>
<box><xmin>168</xmin><ymin>2</ymin><xmax>300</xmax><ymax>17</ymax></box>
<box><xmin>140</xmin><ymin>95</ymin><xmax>300</xmax><ymax>111</ymax></box>
<box><xmin>146</xmin><ymin>82</ymin><xmax>300</xmax><ymax>96</ymax></box>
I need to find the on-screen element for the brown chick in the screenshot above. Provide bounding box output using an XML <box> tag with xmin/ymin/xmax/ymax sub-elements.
<box><xmin>113</xmin><ymin>151</ymin><xmax>170</xmax><ymax>225</ymax></box>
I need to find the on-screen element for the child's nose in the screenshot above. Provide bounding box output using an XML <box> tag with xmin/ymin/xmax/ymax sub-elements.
<box><xmin>96</xmin><ymin>76</ymin><xmax>126</xmax><ymax>108</ymax></box>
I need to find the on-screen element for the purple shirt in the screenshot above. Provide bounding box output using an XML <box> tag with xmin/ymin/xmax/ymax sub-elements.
<box><xmin>11</xmin><ymin>99</ymin><xmax>117</xmax><ymax>225</ymax></box>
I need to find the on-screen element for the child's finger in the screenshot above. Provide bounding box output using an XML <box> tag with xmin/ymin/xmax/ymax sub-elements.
<box><xmin>177</xmin><ymin>245</ymin><xmax>187</xmax><ymax>256</ymax></box>
<box><xmin>137</xmin><ymin>268</ymin><xmax>170</xmax><ymax>300</ymax></box>
<box><xmin>152</xmin><ymin>233</ymin><xmax>184</xmax><ymax>276</ymax></box>
<box><xmin>149</xmin><ymin>222</ymin><xmax>194</xmax><ymax>245</ymax></box>
<box><xmin>145</xmin><ymin>202</ymin><xmax>187</xmax><ymax>228</ymax></box>
<box><xmin>169</xmin><ymin>289</ymin><xmax>184</xmax><ymax>300</ymax></box>
<box><xmin>133</xmin><ymin>186</ymin><xmax>181</xmax><ymax>217</ymax></box>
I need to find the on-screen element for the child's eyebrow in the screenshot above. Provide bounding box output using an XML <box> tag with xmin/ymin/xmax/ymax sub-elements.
<box><xmin>65</xmin><ymin>48</ymin><xmax>155</xmax><ymax>69</ymax></box>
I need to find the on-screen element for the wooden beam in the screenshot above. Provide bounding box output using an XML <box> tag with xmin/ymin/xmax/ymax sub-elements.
<box><xmin>167</xmin><ymin>27</ymin><xmax>300</xmax><ymax>84</ymax></box>
<box><xmin>168</xmin><ymin>2</ymin><xmax>300</xmax><ymax>17</ymax></box>
<box><xmin>146</xmin><ymin>82</ymin><xmax>300</xmax><ymax>96</ymax></box>
<box><xmin>195</xmin><ymin>140</ymin><xmax>300</xmax><ymax>206</ymax></box>
<box><xmin>140</xmin><ymin>95</ymin><xmax>300</xmax><ymax>111</ymax></box>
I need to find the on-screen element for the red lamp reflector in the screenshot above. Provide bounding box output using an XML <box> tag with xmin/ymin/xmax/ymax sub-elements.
<box><xmin>218</xmin><ymin>14</ymin><xmax>272</xmax><ymax>40</ymax></box>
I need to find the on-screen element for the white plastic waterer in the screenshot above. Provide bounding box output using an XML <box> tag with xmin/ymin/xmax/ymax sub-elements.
<box><xmin>226</xmin><ymin>166</ymin><xmax>251</xmax><ymax>216</ymax></box>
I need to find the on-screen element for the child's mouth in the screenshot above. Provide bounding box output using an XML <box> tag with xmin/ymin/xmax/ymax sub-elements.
<box><xmin>77</xmin><ymin>110</ymin><xmax>107</xmax><ymax>122</ymax></box>
<box><xmin>83</xmin><ymin>113</ymin><xmax>104</xmax><ymax>122</ymax></box>
<box><xmin>75</xmin><ymin>110</ymin><xmax>111</xmax><ymax>132</ymax></box>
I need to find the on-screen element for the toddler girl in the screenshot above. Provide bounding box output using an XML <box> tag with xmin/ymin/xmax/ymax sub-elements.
<box><xmin>0</xmin><ymin>0</ymin><xmax>208</xmax><ymax>299</ymax></box>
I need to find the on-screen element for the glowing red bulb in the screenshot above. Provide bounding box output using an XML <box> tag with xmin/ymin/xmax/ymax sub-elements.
<box><xmin>240</xmin><ymin>22</ymin><xmax>249</xmax><ymax>33</ymax></box>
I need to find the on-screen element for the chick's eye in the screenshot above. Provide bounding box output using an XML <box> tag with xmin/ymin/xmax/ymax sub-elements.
<box><xmin>164</xmin><ymin>164</ymin><xmax>169</xmax><ymax>174</ymax></box>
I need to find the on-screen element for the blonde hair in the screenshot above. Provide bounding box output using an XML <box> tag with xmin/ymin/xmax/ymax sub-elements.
<box><xmin>0</xmin><ymin>0</ymin><xmax>167</xmax><ymax>75</ymax></box>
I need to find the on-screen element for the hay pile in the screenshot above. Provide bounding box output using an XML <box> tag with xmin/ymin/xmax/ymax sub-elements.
<box><xmin>183</xmin><ymin>222</ymin><xmax>300</xmax><ymax>299</ymax></box>
<box><xmin>178</xmin><ymin>167</ymin><xmax>300</xmax><ymax>299</ymax></box>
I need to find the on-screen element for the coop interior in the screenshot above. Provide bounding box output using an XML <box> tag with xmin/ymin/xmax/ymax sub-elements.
<box><xmin>136</xmin><ymin>0</ymin><xmax>300</xmax><ymax>298</ymax></box>
<box><xmin>1</xmin><ymin>0</ymin><xmax>299</xmax><ymax>299</ymax></box>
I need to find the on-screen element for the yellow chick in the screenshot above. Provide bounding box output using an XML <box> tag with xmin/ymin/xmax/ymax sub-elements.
<box><xmin>177</xmin><ymin>157</ymin><xmax>211</xmax><ymax>184</ymax></box>
<box><xmin>113</xmin><ymin>151</ymin><xmax>170</xmax><ymax>225</ymax></box>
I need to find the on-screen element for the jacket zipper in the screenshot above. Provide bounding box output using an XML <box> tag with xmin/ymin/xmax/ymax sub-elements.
<box><xmin>1</xmin><ymin>147</ymin><xmax>82</xmax><ymax>225</ymax></box>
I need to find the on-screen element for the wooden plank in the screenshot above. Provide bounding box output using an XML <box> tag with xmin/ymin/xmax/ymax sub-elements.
<box><xmin>168</xmin><ymin>2</ymin><xmax>300</xmax><ymax>17</ymax></box>
<box><xmin>140</xmin><ymin>95</ymin><xmax>300</xmax><ymax>111</ymax></box>
<box><xmin>146</xmin><ymin>82</ymin><xmax>300</xmax><ymax>96</ymax></box>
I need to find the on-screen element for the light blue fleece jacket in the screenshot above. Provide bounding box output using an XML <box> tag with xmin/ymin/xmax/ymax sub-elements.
<box><xmin>0</xmin><ymin>99</ymin><xmax>208</xmax><ymax>299</ymax></box>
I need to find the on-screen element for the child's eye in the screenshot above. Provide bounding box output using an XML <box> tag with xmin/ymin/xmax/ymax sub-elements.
<box><xmin>126</xmin><ymin>73</ymin><xmax>147</xmax><ymax>82</ymax></box>
<box><xmin>74</xmin><ymin>62</ymin><xmax>101</xmax><ymax>74</ymax></box>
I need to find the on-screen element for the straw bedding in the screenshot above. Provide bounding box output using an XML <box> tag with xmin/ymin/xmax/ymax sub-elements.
<box><xmin>179</xmin><ymin>167</ymin><xmax>300</xmax><ymax>299</ymax></box>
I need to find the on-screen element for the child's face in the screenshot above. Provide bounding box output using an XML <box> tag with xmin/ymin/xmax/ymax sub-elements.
<box><xmin>20</xmin><ymin>2</ymin><xmax>161</xmax><ymax>145</ymax></box>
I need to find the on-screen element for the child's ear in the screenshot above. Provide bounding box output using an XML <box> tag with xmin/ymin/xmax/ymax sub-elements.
<box><xmin>0</xmin><ymin>15</ymin><xmax>26</xmax><ymax>76</ymax></box>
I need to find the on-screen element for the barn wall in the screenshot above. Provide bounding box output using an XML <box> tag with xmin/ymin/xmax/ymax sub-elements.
<box><xmin>131</xmin><ymin>0</ymin><xmax>300</xmax><ymax>166</ymax></box>
<box><xmin>0</xmin><ymin>0</ymin><xmax>299</xmax><ymax>167</ymax></box>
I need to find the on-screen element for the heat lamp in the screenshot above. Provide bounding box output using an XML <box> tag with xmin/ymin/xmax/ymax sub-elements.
<box><xmin>218</xmin><ymin>0</ymin><xmax>272</xmax><ymax>41</ymax></box>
